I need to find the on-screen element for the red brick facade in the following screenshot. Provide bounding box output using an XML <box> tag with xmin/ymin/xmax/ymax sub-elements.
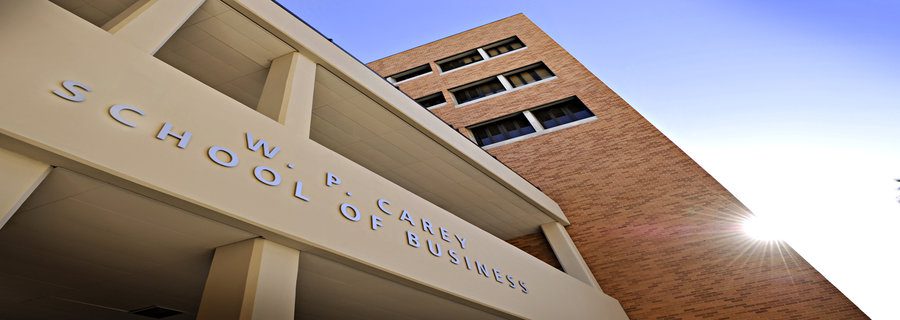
<box><xmin>368</xmin><ymin>14</ymin><xmax>867</xmax><ymax>319</ymax></box>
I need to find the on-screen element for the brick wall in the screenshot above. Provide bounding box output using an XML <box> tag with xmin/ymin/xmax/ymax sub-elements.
<box><xmin>369</xmin><ymin>14</ymin><xmax>867</xmax><ymax>320</ymax></box>
<box><xmin>505</xmin><ymin>231</ymin><xmax>562</xmax><ymax>271</ymax></box>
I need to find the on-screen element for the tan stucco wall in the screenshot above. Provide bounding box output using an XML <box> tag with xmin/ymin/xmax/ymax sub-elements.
<box><xmin>0</xmin><ymin>2</ymin><xmax>626</xmax><ymax>319</ymax></box>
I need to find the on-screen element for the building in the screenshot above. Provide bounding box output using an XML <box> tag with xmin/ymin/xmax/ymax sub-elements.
<box><xmin>368</xmin><ymin>14</ymin><xmax>868</xmax><ymax>319</ymax></box>
<box><xmin>0</xmin><ymin>1</ymin><xmax>628</xmax><ymax>319</ymax></box>
<box><xmin>0</xmin><ymin>1</ymin><xmax>869</xmax><ymax>319</ymax></box>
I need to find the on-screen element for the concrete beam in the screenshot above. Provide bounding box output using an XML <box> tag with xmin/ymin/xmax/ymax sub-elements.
<box><xmin>256</xmin><ymin>52</ymin><xmax>317</xmax><ymax>138</ymax></box>
<box><xmin>197</xmin><ymin>238</ymin><xmax>300</xmax><ymax>320</ymax></box>
<box><xmin>0</xmin><ymin>148</ymin><xmax>50</xmax><ymax>230</ymax></box>
<box><xmin>103</xmin><ymin>0</ymin><xmax>205</xmax><ymax>54</ymax></box>
<box><xmin>541</xmin><ymin>222</ymin><xmax>602</xmax><ymax>290</ymax></box>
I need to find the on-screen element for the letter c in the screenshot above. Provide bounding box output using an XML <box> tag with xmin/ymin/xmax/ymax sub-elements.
<box><xmin>377</xmin><ymin>198</ymin><xmax>392</xmax><ymax>215</ymax></box>
<box><xmin>109</xmin><ymin>104</ymin><xmax>145</xmax><ymax>128</ymax></box>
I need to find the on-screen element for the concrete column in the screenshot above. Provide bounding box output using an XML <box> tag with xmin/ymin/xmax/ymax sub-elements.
<box><xmin>102</xmin><ymin>0</ymin><xmax>205</xmax><ymax>55</ymax></box>
<box><xmin>0</xmin><ymin>148</ymin><xmax>50</xmax><ymax>230</ymax></box>
<box><xmin>197</xmin><ymin>238</ymin><xmax>300</xmax><ymax>320</ymax></box>
<box><xmin>541</xmin><ymin>222</ymin><xmax>602</xmax><ymax>290</ymax></box>
<box><xmin>256</xmin><ymin>52</ymin><xmax>317</xmax><ymax>139</ymax></box>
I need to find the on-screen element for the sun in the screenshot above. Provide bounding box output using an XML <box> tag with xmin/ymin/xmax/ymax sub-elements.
<box><xmin>742</xmin><ymin>215</ymin><xmax>785</xmax><ymax>241</ymax></box>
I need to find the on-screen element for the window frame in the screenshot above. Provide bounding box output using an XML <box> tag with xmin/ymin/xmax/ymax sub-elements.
<box><xmin>436</xmin><ymin>49</ymin><xmax>486</xmax><ymax>73</ymax></box>
<box><xmin>463</xmin><ymin>96</ymin><xmax>599</xmax><ymax>149</ymax></box>
<box><xmin>435</xmin><ymin>36</ymin><xmax>528</xmax><ymax>75</ymax></box>
<box><xmin>414</xmin><ymin>92</ymin><xmax>448</xmax><ymax>109</ymax></box>
<box><xmin>468</xmin><ymin>113</ymin><xmax>538</xmax><ymax>147</ymax></box>
<box><xmin>482</xmin><ymin>37</ymin><xmax>526</xmax><ymax>58</ymax></box>
<box><xmin>502</xmin><ymin>62</ymin><xmax>555</xmax><ymax>88</ymax></box>
<box><xmin>449</xmin><ymin>76</ymin><xmax>508</xmax><ymax>105</ymax></box>
<box><xmin>386</xmin><ymin>64</ymin><xmax>433</xmax><ymax>85</ymax></box>
<box><xmin>450</xmin><ymin>62</ymin><xmax>558</xmax><ymax>107</ymax></box>
<box><xmin>529</xmin><ymin>97</ymin><xmax>595</xmax><ymax>129</ymax></box>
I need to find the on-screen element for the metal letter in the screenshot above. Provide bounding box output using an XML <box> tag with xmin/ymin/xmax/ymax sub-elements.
<box><xmin>492</xmin><ymin>268</ymin><xmax>504</xmax><ymax>283</ymax></box>
<box><xmin>208</xmin><ymin>146</ymin><xmax>239</xmax><ymax>167</ymax></box>
<box><xmin>245</xmin><ymin>132</ymin><xmax>281</xmax><ymax>158</ymax></box>
<box><xmin>376</xmin><ymin>198</ymin><xmax>392</xmax><ymax>215</ymax></box>
<box><xmin>421</xmin><ymin>218</ymin><xmax>435</xmax><ymax>235</ymax></box>
<box><xmin>253</xmin><ymin>166</ymin><xmax>282</xmax><ymax>186</ymax></box>
<box><xmin>339</xmin><ymin>203</ymin><xmax>361</xmax><ymax>222</ymax></box>
<box><xmin>109</xmin><ymin>104</ymin><xmax>144</xmax><ymax>127</ymax></box>
<box><xmin>464</xmin><ymin>256</ymin><xmax>473</xmax><ymax>270</ymax></box>
<box><xmin>399</xmin><ymin>210</ymin><xmax>415</xmax><ymax>227</ymax></box>
<box><xmin>519</xmin><ymin>281</ymin><xmax>528</xmax><ymax>294</ymax></box>
<box><xmin>405</xmin><ymin>230</ymin><xmax>420</xmax><ymax>248</ymax></box>
<box><xmin>455</xmin><ymin>234</ymin><xmax>467</xmax><ymax>249</ymax></box>
<box><xmin>326</xmin><ymin>172</ymin><xmax>341</xmax><ymax>187</ymax></box>
<box><xmin>426</xmin><ymin>239</ymin><xmax>442</xmax><ymax>257</ymax></box>
<box><xmin>506</xmin><ymin>275</ymin><xmax>517</xmax><ymax>288</ymax></box>
<box><xmin>448</xmin><ymin>249</ymin><xmax>460</xmax><ymax>265</ymax></box>
<box><xmin>294</xmin><ymin>180</ymin><xmax>311</xmax><ymax>202</ymax></box>
<box><xmin>156</xmin><ymin>122</ymin><xmax>192</xmax><ymax>149</ymax></box>
<box><xmin>371</xmin><ymin>215</ymin><xmax>383</xmax><ymax>230</ymax></box>
<box><xmin>439</xmin><ymin>227</ymin><xmax>451</xmax><ymax>242</ymax></box>
<box><xmin>52</xmin><ymin>80</ymin><xmax>91</xmax><ymax>102</ymax></box>
<box><xmin>475</xmin><ymin>260</ymin><xmax>489</xmax><ymax>278</ymax></box>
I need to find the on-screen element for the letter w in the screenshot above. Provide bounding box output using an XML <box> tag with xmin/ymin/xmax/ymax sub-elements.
<box><xmin>245</xmin><ymin>132</ymin><xmax>281</xmax><ymax>159</ymax></box>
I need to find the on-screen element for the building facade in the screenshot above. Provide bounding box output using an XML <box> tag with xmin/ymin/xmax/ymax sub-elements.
<box><xmin>368</xmin><ymin>14</ymin><xmax>868</xmax><ymax>319</ymax></box>
<box><xmin>0</xmin><ymin>1</ymin><xmax>630</xmax><ymax>319</ymax></box>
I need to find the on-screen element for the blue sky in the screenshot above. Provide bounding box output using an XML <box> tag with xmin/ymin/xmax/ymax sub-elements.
<box><xmin>278</xmin><ymin>0</ymin><xmax>900</xmax><ymax>318</ymax></box>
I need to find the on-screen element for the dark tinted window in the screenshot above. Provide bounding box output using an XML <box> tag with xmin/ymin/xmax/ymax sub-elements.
<box><xmin>532</xmin><ymin>98</ymin><xmax>594</xmax><ymax>129</ymax></box>
<box><xmin>388</xmin><ymin>64</ymin><xmax>431</xmax><ymax>83</ymax></box>
<box><xmin>470</xmin><ymin>114</ymin><xmax>536</xmax><ymax>146</ymax></box>
<box><xmin>438</xmin><ymin>50</ymin><xmax>484</xmax><ymax>72</ymax></box>
<box><xmin>484</xmin><ymin>37</ymin><xmax>525</xmax><ymax>57</ymax></box>
<box><xmin>415</xmin><ymin>92</ymin><xmax>446</xmax><ymax>108</ymax></box>
<box><xmin>505</xmin><ymin>63</ymin><xmax>554</xmax><ymax>88</ymax></box>
<box><xmin>452</xmin><ymin>78</ymin><xmax>506</xmax><ymax>104</ymax></box>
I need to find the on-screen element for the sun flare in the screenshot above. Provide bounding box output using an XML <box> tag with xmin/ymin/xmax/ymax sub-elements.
<box><xmin>742</xmin><ymin>215</ymin><xmax>785</xmax><ymax>241</ymax></box>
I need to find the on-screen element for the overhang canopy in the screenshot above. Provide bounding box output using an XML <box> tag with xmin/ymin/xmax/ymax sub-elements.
<box><xmin>310</xmin><ymin>67</ymin><xmax>564</xmax><ymax>239</ymax></box>
<box><xmin>48</xmin><ymin>0</ymin><xmax>569</xmax><ymax>240</ymax></box>
<box><xmin>227</xmin><ymin>0</ymin><xmax>570</xmax><ymax>239</ymax></box>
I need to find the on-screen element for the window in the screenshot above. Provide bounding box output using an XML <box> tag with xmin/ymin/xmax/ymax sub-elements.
<box><xmin>469</xmin><ymin>114</ymin><xmax>536</xmax><ymax>147</ymax></box>
<box><xmin>437</xmin><ymin>50</ymin><xmax>484</xmax><ymax>72</ymax></box>
<box><xmin>387</xmin><ymin>64</ymin><xmax>431</xmax><ymax>83</ymax></box>
<box><xmin>484</xmin><ymin>37</ymin><xmax>525</xmax><ymax>57</ymax></box>
<box><xmin>505</xmin><ymin>63</ymin><xmax>554</xmax><ymax>88</ymax></box>
<box><xmin>451</xmin><ymin>77</ymin><xmax>506</xmax><ymax>104</ymax></box>
<box><xmin>464</xmin><ymin>97</ymin><xmax>596</xmax><ymax>148</ymax></box>
<box><xmin>436</xmin><ymin>37</ymin><xmax>525</xmax><ymax>73</ymax></box>
<box><xmin>532</xmin><ymin>98</ymin><xmax>594</xmax><ymax>129</ymax></box>
<box><xmin>448</xmin><ymin>62</ymin><xmax>555</xmax><ymax>105</ymax></box>
<box><xmin>415</xmin><ymin>92</ymin><xmax>446</xmax><ymax>108</ymax></box>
